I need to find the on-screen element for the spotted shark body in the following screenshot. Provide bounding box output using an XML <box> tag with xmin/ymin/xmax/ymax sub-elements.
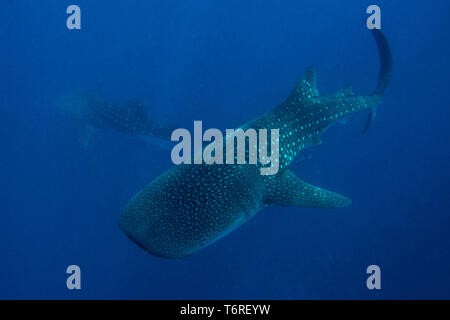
<box><xmin>56</xmin><ymin>93</ymin><xmax>174</xmax><ymax>147</ymax></box>
<box><xmin>119</xmin><ymin>30</ymin><xmax>392</xmax><ymax>258</ymax></box>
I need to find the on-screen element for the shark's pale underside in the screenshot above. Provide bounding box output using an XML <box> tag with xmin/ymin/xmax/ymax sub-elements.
<box><xmin>119</xmin><ymin>30</ymin><xmax>393</xmax><ymax>258</ymax></box>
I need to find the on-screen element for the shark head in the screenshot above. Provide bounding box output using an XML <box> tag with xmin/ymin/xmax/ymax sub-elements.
<box><xmin>119</xmin><ymin>163</ymin><xmax>265</xmax><ymax>258</ymax></box>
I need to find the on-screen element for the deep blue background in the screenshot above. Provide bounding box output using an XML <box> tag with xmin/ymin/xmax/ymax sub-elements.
<box><xmin>1</xmin><ymin>0</ymin><xmax>449</xmax><ymax>299</ymax></box>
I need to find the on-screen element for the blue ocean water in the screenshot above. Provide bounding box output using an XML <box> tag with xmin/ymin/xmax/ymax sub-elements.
<box><xmin>1</xmin><ymin>0</ymin><xmax>449</xmax><ymax>299</ymax></box>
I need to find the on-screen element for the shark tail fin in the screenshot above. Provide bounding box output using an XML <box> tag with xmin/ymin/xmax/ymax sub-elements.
<box><xmin>372</xmin><ymin>29</ymin><xmax>393</xmax><ymax>96</ymax></box>
<box><xmin>263</xmin><ymin>170</ymin><xmax>351</xmax><ymax>208</ymax></box>
<box><xmin>364</xmin><ymin>29</ymin><xmax>393</xmax><ymax>133</ymax></box>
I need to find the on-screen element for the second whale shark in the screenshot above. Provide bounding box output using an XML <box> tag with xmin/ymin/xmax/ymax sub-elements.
<box><xmin>56</xmin><ymin>93</ymin><xmax>175</xmax><ymax>148</ymax></box>
<box><xmin>119</xmin><ymin>30</ymin><xmax>393</xmax><ymax>258</ymax></box>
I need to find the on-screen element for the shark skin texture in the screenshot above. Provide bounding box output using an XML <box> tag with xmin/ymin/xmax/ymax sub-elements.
<box><xmin>119</xmin><ymin>30</ymin><xmax>392</xmax><ymax>258</ymax></box>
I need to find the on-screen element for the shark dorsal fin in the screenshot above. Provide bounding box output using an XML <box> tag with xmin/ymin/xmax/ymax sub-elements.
<box><xmin>342</xmin><ymin>84</ymin><xmax>354</xmax><ymax>95</ymax></box>
<box><xmin>335</xmin><ymin>85</ymin><xmax>354</xmax><ymax>97</ymax></box>
<box><xmin>290</xmin><ymin>66</ymin><xmax>319</xmax><ymax>101</ymax></box>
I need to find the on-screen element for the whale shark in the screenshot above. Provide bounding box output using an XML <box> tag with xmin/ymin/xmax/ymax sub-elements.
<box><xmin>119</xmin><ymin>30</ymin><xmax>392</xmax><ymax>258</ymax></box>
<box><xmin>56</xmin><ymin>93</ymin><xmax>174</xmax><ymax>147</ymax></box>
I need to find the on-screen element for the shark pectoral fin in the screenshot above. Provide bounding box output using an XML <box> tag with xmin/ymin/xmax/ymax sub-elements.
<box><xmin>263</xmin><ymin>170</ymin><xmax>351</xmax><ymax>208</ymax></box>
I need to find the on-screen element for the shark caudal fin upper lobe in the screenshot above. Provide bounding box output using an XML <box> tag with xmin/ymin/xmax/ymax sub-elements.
<box><xmin>372</xmin><ymin>29</ymin><xmax>393</xmax><ymax>96</ymax></box>
<box><xmin>363</xmin><ymin>29</ymin><xmax>393</xmax><ymax>133</ymax></box>
<box><xmin>312</xmin><ymin>29</ymin><xmax>392</xmax><ymax>131</ymax></box>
